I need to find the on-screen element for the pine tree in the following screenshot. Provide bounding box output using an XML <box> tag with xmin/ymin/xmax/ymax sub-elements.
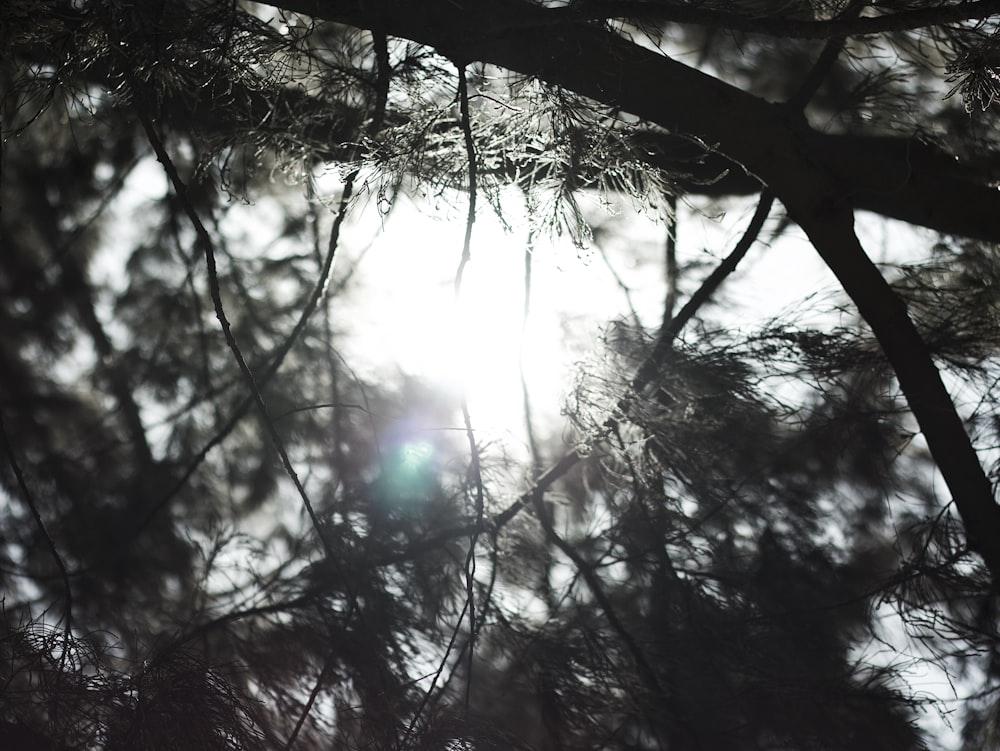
<box><xmin>3</xmin><ymin>1</ymin><xmax>1000</xmax><ymax>749</ymax></box>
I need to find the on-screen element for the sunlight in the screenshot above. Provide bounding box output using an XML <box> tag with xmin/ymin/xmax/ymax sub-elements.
<box><xmin>345</xmin><ymin>200</ymin><xmax>573</xmax><ymax>444</ymax></box>
<box><xmin>345</xmin><ymin>195</ymin><xmax>670</xmax><ymax>453</ymax></box>
<box><xmin>342</xmin><ymin>191</ymin><xmax>842</xmax><ymax>459</ymax></box>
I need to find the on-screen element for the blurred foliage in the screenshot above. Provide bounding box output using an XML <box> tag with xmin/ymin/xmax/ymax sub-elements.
<box><xmin>3</xmin><ymin>1</ymin><xmax>1000</xmax><ymax>750</ymax></box>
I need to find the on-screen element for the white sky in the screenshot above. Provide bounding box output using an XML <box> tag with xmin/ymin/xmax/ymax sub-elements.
<box><xmin>341</xmin><ymin>189</ymin><xmax>839</xmax><ymax>448</ymax></box>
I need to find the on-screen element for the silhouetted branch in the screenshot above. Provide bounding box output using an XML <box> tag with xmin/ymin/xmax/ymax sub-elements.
<box><xmin>135</xmin><ymin>106</ymin><xmax>340</xmax><ymax>560</ymax></box>
<box><xmin>455</xmin><ymin>61</ymin><xmax>487</xmax><ymax>715</ymax></box>
<box><xmin>266</xmin><ymin>0</ymin><xmax>1000</xmax><ymax>241</ymax></box>
<box><xmin>634</xmin><ymin>190</ymin><xmax>775</xmax><ymax>397</ymax></box>
<box><xmin>531</xmin><ymin>0</ymin><xmax>1000</xmax><ymax>40</ymax></box>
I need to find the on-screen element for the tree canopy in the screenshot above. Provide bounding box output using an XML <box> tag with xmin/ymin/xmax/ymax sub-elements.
<box><xmin>3</xmin><ymin>1</ymin><xmax>1000</xmax><ymax>749</ymax></box>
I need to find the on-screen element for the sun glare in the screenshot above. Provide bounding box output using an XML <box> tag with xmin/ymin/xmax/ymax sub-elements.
<box><xmin>346</xmin><ymin>197</ymin><xmax>660</xmax><ymax>451</ymax></box>
<box><xmin>343</xmin><ymin>191</ymin><xmax>837</xmax><ymax>457</ymax></box>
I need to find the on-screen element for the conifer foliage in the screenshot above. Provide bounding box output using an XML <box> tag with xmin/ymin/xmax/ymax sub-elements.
<box><xmin>3</xmin><ymin>1</ymin><xmax>1000</xmax><ymax>749</ymax></box>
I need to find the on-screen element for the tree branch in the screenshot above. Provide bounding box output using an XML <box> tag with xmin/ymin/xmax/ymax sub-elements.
<box><xmin>264</xmin><ymin>0</ymin><xmax>1000</xmax><ymax>242</ymax></box>
<box><xmin>135</xmin><ymin>107</ymin><xmax>340</xmax><ymax>560</ymax></box>
<box><xmin>15</xmin><ymin>9</ymin><xmax>1000</xmax><ymax>238</ymax></box>
<box><xmin>535</xmin><ymin>0</ymin><xmax>1000</xmax><ymax>40</ymax></box>
<box><xmin>633</xmin><ymin>190</ymin><xmax>775</xmax><ymax>396</ymax></box>
<box><xmin>792</xmin><ymin>201</ymin><xmax>1000</xmax><ymax>583</ymax></box>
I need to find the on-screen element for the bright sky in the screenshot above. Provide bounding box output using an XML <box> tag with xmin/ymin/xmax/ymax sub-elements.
<box><xmin>342</xmin><ymin>188</ymin><xmax>836</xmax><ymax>452</ymax></box>
<box><xmin>96</xmin><ymin>159</ymin><xmax>868</xmax><ymax>464</ymax></box>
<box><xmin>344</xmin><ymin>195</ymin><xmax>646</xmax><ymax>433</ymax></box>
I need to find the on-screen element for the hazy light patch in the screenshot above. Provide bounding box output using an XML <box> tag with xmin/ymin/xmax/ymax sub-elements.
<box><xmin>400</xmin><ymin>440</ymin><xmax>434</xmax><ymax>468</ymax></box>
<box><xmin>379</xmin><ymin>439</ymin><xmax>437</xmax><ymax>507</ymax></box>
<box><xmin>337</xmin><ymin>193</ymin><xmax>917</xmax><ymax>460</ymax></box>
<box><xmin>91</xmin><ymin>157</ymin><xmax>169</xmax><ymax>297</ymax></box>
<box><xmin>344</xmin><ymin>195</ymin><xmax>672</xmax><ymax>453</ymax></box>
<box><xmin>370</xmin><ymin>414</ymin><xmax>453</xmax><ymax>513</ymax></box>
<box><xmin>344</xmin><ymin>201</ymin><xmax>594</xmax><ymax>441</ymax></box>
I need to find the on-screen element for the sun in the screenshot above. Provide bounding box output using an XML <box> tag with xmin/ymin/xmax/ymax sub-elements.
<box><xmin>343</xmin><ymin>200</ymin><xmax>593</xmax><ymax>446</ymax></box>
<box><xmin>342</xmin><ymin>191</ymin><xmax>737</xmax><ymax>455</ymax></box>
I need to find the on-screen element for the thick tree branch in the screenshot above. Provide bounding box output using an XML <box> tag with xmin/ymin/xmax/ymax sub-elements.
<box><xmin>14</xmin><ymin>12</ymin><xmax>1000</xmax><ymax>237</ymax></box>
<box><xmin>792</xmin><ymin>202</ymin><xmax>1000</xmax><ymax>581</ymax></box>
<box><xmin>265</xmin><ymin>0</ymin><xmax>1000</xmax><ymax>242</ymax></box>
<box><xmin>533</xmin><ymin>0</ymin><xmax>1000</xmax><ymax>40</ymax></box>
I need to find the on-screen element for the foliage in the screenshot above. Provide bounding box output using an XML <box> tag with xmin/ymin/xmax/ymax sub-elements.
<box><xmin>3</xmin><ymin>1</ymin><xmax>1000</xmax><ymax>749</ymax></box>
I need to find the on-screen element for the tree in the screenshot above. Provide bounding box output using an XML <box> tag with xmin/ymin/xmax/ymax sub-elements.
<box><xmin>3</xmin><ymin>0</ymin><xmax>1000</xmax><ymax>748</ymax></box>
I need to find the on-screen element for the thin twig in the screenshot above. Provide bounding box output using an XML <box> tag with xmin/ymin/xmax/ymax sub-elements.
<box><xmin>533</xmin><ymin>499</ymin><xmax>653</xmax><ymax>683</ymax></box>
<box><xmin>520</xmin><ymin>227</ymin><xmax>543</xmax><ymax>473</ymax></box>
<box><xmin>529</xmin><ymin>493</ymin><xmax>704</xmax><ymax>746</ymax></box>
<box><xmin>662</xmin><ymin>193</ymin><xmax>679</xmax><ymax>330</ymax></box>
<box><xmin>786</xmin><ymin>0</ymin><xmax>867</xmax><ymax>111</ymax></box>
<box><xmin>455</xmin><ymin>61</ymin><xmax>486</xmax><ymax>722</ymax></box>
<box><xmin>632</xmin><ymin>190</ymin><xmax>775</xmax><ymax>397</ymax></box>
<box><xmin>398</xmin><ymin>599</ymin><xmax>471</xmax><ymax>751</ymax></box>
<box><xmin>282</xmin><ymin>649</ymin><xmax>339</xmax><ymax>750</ymax></box>
<box><xmin>137</xmin><ymin>107</ymin><xmax>341</xmax><ymax>560</ymax></box>
<box><xmin>596</xmin><ymin>239</ymin><xmax>643</xmax><ymax>330</ymax></box>
<box><xmin>453</xmin><ymin>67</ymin><xmax>479</xmax><ymax>297</ymax></box>
<box><xmin>0</xmin><ymin>412</ymin><xmax>73</xmax><ymax>687</ymax></box>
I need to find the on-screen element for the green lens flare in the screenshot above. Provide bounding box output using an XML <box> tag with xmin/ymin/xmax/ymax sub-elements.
<box><xmin>400</xmin><ymin>440</ymin><xmax>434</xmax><ymax>469</ymax></box>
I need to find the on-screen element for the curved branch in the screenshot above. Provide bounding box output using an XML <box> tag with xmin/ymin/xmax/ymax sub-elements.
<box><xmin>135</xmin><ymin>106</ymin><xmax>342</xmax><ymax>560</ymax></box>
<box><xmin>633</xmin><ymin>190</ymin><xmax>775</xmax><ymax>396</ymax></box>
<box><xmin>791</xmin><ymin>200</ymin><xmax>1000</xmax><ymax>583</ymax></box>
<box><xmin>15</xmin><ymin>9</ymin><xmax>1000</xmax><ymax>237</ymax></box>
